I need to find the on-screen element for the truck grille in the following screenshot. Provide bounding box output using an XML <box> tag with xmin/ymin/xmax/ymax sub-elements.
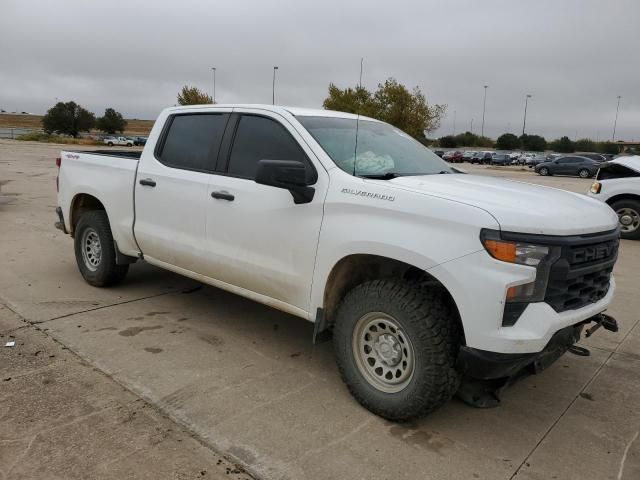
<box><xmin>544</xmin><ymin>235</ymin><xmax>619</xmax><ymax>313</ymax></box>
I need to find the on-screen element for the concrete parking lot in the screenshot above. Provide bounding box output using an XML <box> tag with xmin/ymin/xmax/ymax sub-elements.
<box><xmin>1</xmin><ymin>140</ymin><xmax>639</xmax><ymax>480</ymax></box>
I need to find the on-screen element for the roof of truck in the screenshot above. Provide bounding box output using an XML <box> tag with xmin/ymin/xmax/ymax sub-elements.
<box><xmin>166</xmin><ymin>104</ymin><xmax>379</xmax><ymax>122</ymax></box>
<box><xmin>609</xmin><ymin>155</ymin><xmax>640</xmax><ymax>173</ymax></box>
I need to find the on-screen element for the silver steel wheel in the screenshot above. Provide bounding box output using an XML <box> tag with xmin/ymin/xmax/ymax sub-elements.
<box><xmin>352</xmin><ymin>312</ymin><xmax>415</xmax><ymax>393</ymax></box>
<box><xmin>617</xmin><ymin>207</ymin><xmax>640</xmax><ymax>234</ymax></box>
<box><xmin>81</xmin><ymin>228</ymin><xmax>102</xmax><ymax>271</ymax></box>
<box><xmin>579</xmin><ymin>169</ymin><xmax>590</xmax><ymax>178</ymax></box>
<box><xmin>539</xmin><ymin>167</ymin><xmax>549</xmax><ymax>176</ymax></box>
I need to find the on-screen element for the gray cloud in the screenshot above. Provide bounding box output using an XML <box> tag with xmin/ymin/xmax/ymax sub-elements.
<box><xmin>1</xmin><ymin>0</ymin><xmax>638</xmax><ymax>140</ymax></box>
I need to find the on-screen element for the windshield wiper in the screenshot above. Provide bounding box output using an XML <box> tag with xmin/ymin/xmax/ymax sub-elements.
<box><xmin>358</xmin><ymin>172</ymin><xmax>401</xmax><ymax>180</ymax></box>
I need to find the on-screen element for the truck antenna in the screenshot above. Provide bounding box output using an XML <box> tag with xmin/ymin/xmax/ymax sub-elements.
<box><xmin>353</xmin><ymin>57</ymin><xmax>363</xmax><ymax>177</ymax></box>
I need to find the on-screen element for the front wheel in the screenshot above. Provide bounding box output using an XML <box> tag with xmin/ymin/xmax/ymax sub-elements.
<box><xmin>333</xmin><ymin>280</ymin><xmax>461</xmax><ymax>421</ymax></box>
<box><xmin>611</xmin><ymin>199</ymin><xmax>640</xmax><ymax>240</ymax></box>
<box><xmin>578</xmin><ymin>168</ymin><xmax>591</xmax><ymax>178</ymax></box>
<box><xmin>74</xmin><ymin>210</ymin><xmax>129</xmax><ymax>286</ymax></box>
<box><xmin>126</xmin><ymin>143</ymin><xmax>133</xmax><ymax>147</ymax></box>
<box><xmin>538</xmin><ymin>167</ymin><xmax>549</xmax><ymax>176</ymax></box>
<box><xmin>107</xmin><ymin>142</ymin><xmax>113</xmax><ymax>146</ymax></box>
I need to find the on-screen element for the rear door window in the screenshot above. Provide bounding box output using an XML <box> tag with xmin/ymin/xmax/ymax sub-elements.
<box><xmin>226</xmin><ymin>115</ymin><xmax>312</xmax><ymax>180</ymax></box>
<box><xmin>157</xmin><ymin>113</ymin><xmax>229</xmax><ymax>172</ymax></box>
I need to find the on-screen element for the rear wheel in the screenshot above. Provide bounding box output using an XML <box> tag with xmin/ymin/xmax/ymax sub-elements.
<box><xmin>74</xmin><ymin>210</ymin><xmax>129</xmax><ymax>286</ymax></box>
<box><xmin>333</xmin><ymin>279</ymin><xmax>461</xmax><ymax>421</ymax></box>
<box><xmin>538</xmin><ymin>167</ymin><xmax>549</xmax><ymax>176</ymax></box>
<box><xmin>107</xmin><ymin>142</ymin><xmax>113</xmax><ymax>146</ymax></box>
<box><xmin>578</xmin><ymin>168</ymin><xmax>591</xmax><ymax>178</ymax></box>
<box><xmin>126</xmin><ymin>143</ymin><xmax>133</xmax><ymax>147</ymax></box>
<box><xmin>611</xmin><ymin>199</ymin><xmax>640</xmax><ymax>240</ymax></box>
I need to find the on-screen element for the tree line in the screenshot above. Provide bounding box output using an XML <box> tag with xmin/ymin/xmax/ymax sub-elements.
<box><xmin>42</xmin><ymin>102</ymin><xmax>127</xmax><ymax>137</ymax></box>
<box><xmin>438</xmin><ymin>131</ymin><xmax>621</xmax><ymax>154</ymax></box>
<box><xmin>42</xmin><ymin>83</ymin><xmax>622</xmax><ymax>155</ymax></box>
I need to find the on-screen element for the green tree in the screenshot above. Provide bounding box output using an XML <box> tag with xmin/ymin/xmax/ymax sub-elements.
<box><xmin>495</xmin><ymin>133</ymin><xmax>520</xmax><ymax>150</ymax></box>
<box><xmin>323</xmin><ymin>78</ymin><xmax>446</xmax><ymax>138</ymax></box>
<box><xmin>42</xmin><ymin>101</ymin><xmax>95</xmax><ymax>137</ymax></box>
<box><xmin>597</xmin><ymin>142</ymin><xmax>621</xmax><ymax>155</ymax></box>
<box><xmin>177</xmin><ymin>85</ymin><xmax>213</xmax><ymax>105</ymax></box>
<box><xmin>438</xmin><ymin>135</ymin><xmax>457</xmax><ymax>148</ymax></box>
<box><xmin>96</xmin><ymin>108</ymin><xmax>127</xmax><ymax>134</ymax></box>
<box><xmin>549</xmin><ymin>136</ymin><xmax>575</xmax><ymax>153</ymax></box>
<box><xmin>574</xmin><ymin>138</ymin><xmax>596</xmax><ymax>152</ymax></box>
<box><xmin>322</xmin><ymin>83</ymin><xmax>378</xmax><ymax>117</ymax></box>
<box><xmin>453</xmin><ymin>131</ymin><xmax>478</xmax><ymax>147</ymax></box>
<box><xmin>475</xmin><ymin>136</ymin><xmax>495</xmax><ymax>148</ymax></box>
<box><xmin>520</xmin><ymin>134</ymin><xmax>547</xmax><ymax>151</ymax></box>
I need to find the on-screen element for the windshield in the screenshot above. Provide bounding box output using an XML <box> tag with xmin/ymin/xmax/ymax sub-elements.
<box><xmin>297</xmin><ymin>116</ymin><xmax>455</xmax><ymax>177</ymax></box>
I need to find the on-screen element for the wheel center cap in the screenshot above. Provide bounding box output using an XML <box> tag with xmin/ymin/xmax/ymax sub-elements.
<box><xmin>374</xmin><ymin>333</ymin><xmax>402</xmax><ymax>366</ymax></box>
<box><xmin>620</xmin><ymin>215</ymin><xmax>633</xmax><ymax>226</ymax></box>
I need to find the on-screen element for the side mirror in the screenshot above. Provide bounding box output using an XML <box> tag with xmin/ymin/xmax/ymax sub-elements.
<box><xmin>255</xmin><ymin>160</ymin><xmax>315</xmax><ymax>204</ymax></box>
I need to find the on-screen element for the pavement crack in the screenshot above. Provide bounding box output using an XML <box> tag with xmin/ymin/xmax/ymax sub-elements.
<box><xmin>34</xmin><ymin>290</ymin><xmax>178</xmax><ymax>325</ymax></box>
<box><xmin>617</xmin><ymin>430</ymin><xmax>639</xmax><ymax>480</ymax></box>
<box><xmin>510</xmin><ymin>313</ymin><xmax>640</xmax><ymax>479</ymax></box>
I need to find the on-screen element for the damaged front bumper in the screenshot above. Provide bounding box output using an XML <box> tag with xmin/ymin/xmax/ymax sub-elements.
<box><xmin>456</xmin><ymin>312</ymin><xmax>618</xmax><ymax>407</ymax></box>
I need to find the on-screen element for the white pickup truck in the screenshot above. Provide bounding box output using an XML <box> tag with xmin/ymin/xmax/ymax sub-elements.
<box><xmin>103</xmin><ymin>136</ymin><xmax>133</xmax><ymax>147</ymax></box>
<box><xmin>56</xmin><ymin>105</ymin><xmax>621</xmax><ymax>420</ymax></box>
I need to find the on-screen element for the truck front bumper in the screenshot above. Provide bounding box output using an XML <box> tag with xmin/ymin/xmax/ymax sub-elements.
<box><xmin>456</xmin><ymin>312</ymin><xmax>618</xmax><ymax>380</ymax></box>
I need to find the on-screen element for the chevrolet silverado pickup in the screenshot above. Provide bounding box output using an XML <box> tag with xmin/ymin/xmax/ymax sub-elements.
<box><xmin>55</xmin><ymin>105</ymin><xmax>621</xmax><ymax>420</ymax></box>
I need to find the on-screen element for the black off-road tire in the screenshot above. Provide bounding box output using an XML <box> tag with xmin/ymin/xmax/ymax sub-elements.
<box><xmin>611</xmin><ymin>199</ymin><xmax>640</xmax><ymax>240</ymax></box>
<box><xmin>333</xmin><ymin>279</ymin><xmax>461</xmax><ymax>421</ymax></box>
<box><xmin>74</xmin><ymin>210</ymin><xmax>129</xmax><ymax>287</ymax></box>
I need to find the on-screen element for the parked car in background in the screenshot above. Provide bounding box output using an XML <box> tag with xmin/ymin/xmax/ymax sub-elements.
<box><xmin>527</xmin><ymin>154</ymin><xmax>547</xmax><ymax>167</ymax></box>
<box><xmin>577</xmin><ymin>152</ymin><xmax>608</xmax><ymax>162</ymax></box>
<box><xmin>491</xmin><ymin>154</ymin><xmax>511</xmax><ymax>166</ymax></box>
<box><xmin>535</xmin><ymin>155</ymin><xmax>601</xmax><ymax>178</ymax></box>
<box><xmin>443</xmin><ymin>150</ymin><xmax>463</xmax><ymax>163</ymax></box>
<box><xmin>514</xmin><ymin>152</ymin><xmax>534</xmax><ymax>165</ymax></box>
<box><xmin>471</xmin><ymin>151</ymin><xmax>493</xmax><ymax>164</ymax></box>
<box><xmin>133</xmin><ymin>136</ymin><xmax>148</xmax><ymax>146</ymax></box>
<box><xmin>103</xmin><ymin>136</ymin><xmax>133</xmax><ymax>147</ymax></box>
<box><xmin>462</xmin><ymin>151</ymin><xmax>476</xmax><ymax>162</ymax></box>
<box><xmin>588</xmin><ymin>156</ymin><xmax>640</xmax><ymax>239</ymax></box>
<box><xmin>433</xmin><ymin>150</ymin><xmax>445</xmax><ymax>158</ymax></box>
<box><xmin>546</xmin><ymin>153</ymin><xmax>562</xmax><ymax>162</ymax></box>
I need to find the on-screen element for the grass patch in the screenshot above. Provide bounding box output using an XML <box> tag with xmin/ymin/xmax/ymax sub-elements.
<box><xmin>16</xmin><ymin>131</ymin><xmax>101</xmax><ymax>145</ymax></box>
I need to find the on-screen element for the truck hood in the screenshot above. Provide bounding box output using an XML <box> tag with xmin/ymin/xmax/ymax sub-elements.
<box><xmin>385</xmin><ymin>174</ymin><xmax>618</xmax><ymax>235</ymax></box>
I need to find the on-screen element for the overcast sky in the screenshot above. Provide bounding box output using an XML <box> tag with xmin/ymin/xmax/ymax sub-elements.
<box><xmin>1</xmin><ymin>0</ymin><xmax>638</xmax><ymax>140</ymax></box>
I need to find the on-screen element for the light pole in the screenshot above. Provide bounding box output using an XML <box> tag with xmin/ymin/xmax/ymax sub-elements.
<box><xmin>612</xmin><ymin>95</ymin><xmax>622</xmax><ymax>141</ymax></box>
<box><xmin>481</xmin><ymin>85</ymin><xmax>488</xmax><ymax>137</ymax></box>
<box><xmin>211</xmin><ymin>67</ymin><xmax>216</xmax><ymax>104</ymax></box>
<box><xmin>452</xmin><ymin>110</ymin><xmax>456</xmax><ymax>136</ymax></box>
<box><xmin>522</xmin><ymin>94</ymin><xmax>532</xmax><ymax>136</ymax></box>
<box><xmin>272</xmin><ymin>66</ymin><xmax>279</xmax><ymax>105</ymax></box>
<box><xmin>470</xmin><ymin>118</ymin><xmax>473</xmax><ymax>134</ymax></box>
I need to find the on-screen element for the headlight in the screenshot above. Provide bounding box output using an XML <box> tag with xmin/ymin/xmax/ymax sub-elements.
<box><xmin>481</xmin><ymin>229</ymin><xmax>561</xmax><ymax>326</ymax></box>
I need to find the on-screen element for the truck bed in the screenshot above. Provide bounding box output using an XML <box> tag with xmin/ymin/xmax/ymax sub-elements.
<box><xmin>74</xmin><ymin>150</ymin><xmax>142</xmax><ymax>160</ymax></box>
<box><xmin>58</xmin><ymin>149</ymin><xmax>140</xmax><ymax>257</ymax></box>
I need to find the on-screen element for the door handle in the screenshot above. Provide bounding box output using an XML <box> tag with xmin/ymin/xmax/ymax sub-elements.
<box><xmin>139</xmin><ymin>178</ymin><xmax>156</xmax><ymax>187</ymax></box>
<box><xmin>211</xmin><ymin>190</ymin><xmax>234</xmax><ymax>201</ymax></box>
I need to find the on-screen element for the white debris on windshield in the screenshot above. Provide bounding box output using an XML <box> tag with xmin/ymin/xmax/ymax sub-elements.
<box><xmin>340</xmin><ymin>151</ymin><xmax>395</xmax><ymax>174</ymax></box>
